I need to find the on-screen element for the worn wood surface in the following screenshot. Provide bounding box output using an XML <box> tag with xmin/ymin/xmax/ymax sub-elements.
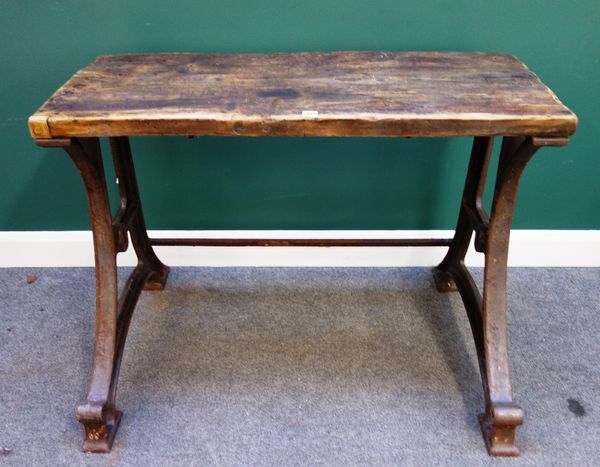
<box><xmin>28</xmin><ymin>52</ymin><xmax>577</xmax><ymax>139</ymax></box>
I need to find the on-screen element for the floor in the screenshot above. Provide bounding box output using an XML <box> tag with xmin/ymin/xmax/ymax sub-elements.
<box><xmin>1</xmin><ymin>267</ymin><xmax>599</xmax><ymax>466</ymax></box>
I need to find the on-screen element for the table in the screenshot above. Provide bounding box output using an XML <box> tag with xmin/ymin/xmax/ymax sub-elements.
<box><xmin>28</xmin><ymin>52</ymin><xmax>577</xmax><ymax>456</ymax></box>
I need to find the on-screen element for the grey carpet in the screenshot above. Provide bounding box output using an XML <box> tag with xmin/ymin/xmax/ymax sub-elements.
<box><xmin>0</xmin><ymin>267</ymin><xmax>599</xmax><ymax>466</ymax></box>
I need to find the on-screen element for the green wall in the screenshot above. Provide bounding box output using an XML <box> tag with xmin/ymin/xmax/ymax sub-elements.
<box><xmin>2</xmin><ymin>1</ymin><xmax>598</xmax><ymax>231</ymax></box>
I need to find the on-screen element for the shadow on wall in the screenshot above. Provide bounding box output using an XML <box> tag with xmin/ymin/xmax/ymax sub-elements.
<box><xmin>15</xmin><ymin>136</ymin><xmax>470</xmax><ymax>231</ymax></box>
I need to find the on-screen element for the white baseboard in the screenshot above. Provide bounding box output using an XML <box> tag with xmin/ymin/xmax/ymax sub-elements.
<box><xmin>0</xmin><ymin>230</ymin><xmax>598</xmax><ymax>267</ymax></box>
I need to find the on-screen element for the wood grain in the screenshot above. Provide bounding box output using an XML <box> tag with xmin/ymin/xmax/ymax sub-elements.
<box><xmin>28</xmin><ymin>52</ymin><xmax>577</xmax><ymax>139</ymax></box>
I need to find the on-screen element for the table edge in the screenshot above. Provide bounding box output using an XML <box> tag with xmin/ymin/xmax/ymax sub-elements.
<box><xmin>28</xmin><ymin>113</ymin><xmax>578</xmax><ymax>139</ymax></box>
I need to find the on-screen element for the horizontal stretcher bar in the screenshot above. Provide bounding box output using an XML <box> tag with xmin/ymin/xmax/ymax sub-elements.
<box><xmin>149</xmin><ymin>238</ymin><xmax>454</xmax><ymax>247</ymax></box>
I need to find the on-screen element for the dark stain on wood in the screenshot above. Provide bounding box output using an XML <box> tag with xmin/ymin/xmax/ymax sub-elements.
<box><xmin>256</xmin><ymin>88</ymin><xmax>300</xmax><ymax>99</ymax></box>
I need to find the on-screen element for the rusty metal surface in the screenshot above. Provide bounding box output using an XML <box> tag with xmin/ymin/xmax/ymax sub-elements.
<box><xmin>42</xmin><ymin>132</ymin><xmax>569</xmax><ymax>457</ymax></box>
<box><xmin>150</xmin><ymin>238</ymin><xmax>453</xmax><ymax>247</ymax></box>
<box><xmin>62</xmin><ymin>137</ymin><xmax>120</xmax><ymax>452</ymax></box>
<box><xmin>55</xmin><ymin>137</ymin><xmax>169</xmax><ymax>452</ymax></box>
<box><xmin>432</xmin><ymin>135</ymin><xmax>566</xmax><ymax>456</ymax></box>
<box><xmin>109</xmin><ymin>137</ymin><xmax>170</xmax><ymax>290</ymax></box>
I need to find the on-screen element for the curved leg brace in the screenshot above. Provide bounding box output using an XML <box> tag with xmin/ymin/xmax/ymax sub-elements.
<box><xmin>109</xmin><ymin>136</ymin><xmax>169</xmax><ymax>290</ymax></box>
<box><xmin>433</xmin><ymin>136</ymin><xmax>567</xmax><ymax>456</ymax></box>
<box><xmin>433</xmin><ymin>136</ymin><xmax>493</xmax><ymax>293</ymax></box>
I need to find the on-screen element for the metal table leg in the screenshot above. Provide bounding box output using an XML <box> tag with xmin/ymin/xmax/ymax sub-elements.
<box><xmin>36</xmin><ymin>136</ymin><xmax>169</xmax><ymax>452</ymax></box>
<box><xmin>433</xmin><ymin>135</ymin><xmax>568</xmax><ymax>456</ymax></box>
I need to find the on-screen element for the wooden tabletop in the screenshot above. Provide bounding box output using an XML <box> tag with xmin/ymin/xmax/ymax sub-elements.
<box><xmin>28</xmin><ymin>52</ymin><xmax>577</xmax><ymax>139</ymax></box>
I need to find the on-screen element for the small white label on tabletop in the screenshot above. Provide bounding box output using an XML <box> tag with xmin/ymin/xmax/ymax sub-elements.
<box><xmin>302</xmin><ymin>110</ymin><xmax>319</xmax><ymax>117</ymax></box>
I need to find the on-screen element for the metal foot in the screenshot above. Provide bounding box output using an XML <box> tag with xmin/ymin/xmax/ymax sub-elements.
<box><xmin>478</xmin><ymin>402</ymin><xmax>523</xmax><ymax>457</ymax></box>
<box><xmin>77</xmin><ymin>403</ymin><xmax>122</xmax><ymax>453</ymax></box>
<box><xmin>143</xmin><ymin>265</ymin><xmax>170</xmax><ymax>290</ymax></box>
<box><xmin>432</xmin><ymin>267</ymin><xmax>458</xmax><ymax>292</ymax></box>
